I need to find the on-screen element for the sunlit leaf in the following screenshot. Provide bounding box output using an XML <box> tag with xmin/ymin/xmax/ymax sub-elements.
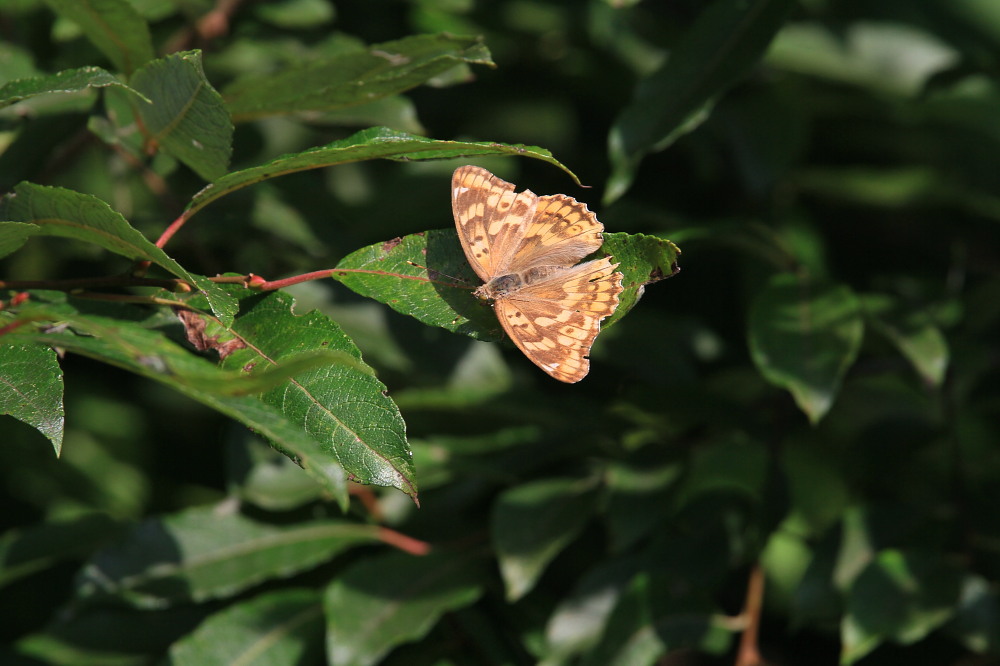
<box><xmin>216</xmin><ymin>289</ymin><xmax>416</xmax><ymax>499</ymax></box>
<box><xmin>0</xmin><ymin>66</ymin><xmax>146</xmax><ymax>110</ymax></box>
<box><xmin>5</xmin><ymin>293</ymin><xmax>349</xmax><ymax>501</ymax></box>
<box><xmin>186</xmin><ymin>127</ymin><xmax>578</xmax><ymax>217</ymax></box>
<box><xmin>0</xmin><ymin>183</ymin><xmax>237</xmax><ymax>325</ymax></box>
<box><xmin>0</xmin><ymin>342</ymin><xmax>63</xmax><ymax>455</ymax></box>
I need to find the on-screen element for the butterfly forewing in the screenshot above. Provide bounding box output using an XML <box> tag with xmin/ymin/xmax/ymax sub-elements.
<box><xmin>452</xmin><ymin>166</ymin><xmax>536</xmax><ymax>280</ymax></box>
<box><xmin>452</xmin><ymin>165</ymin><xmax>624</xmax><ymax>383</ymax></box>
<box><xmin>513</xmin><ymin>194</ymin><xmax>605</xmax><ymax>272</ymax></box>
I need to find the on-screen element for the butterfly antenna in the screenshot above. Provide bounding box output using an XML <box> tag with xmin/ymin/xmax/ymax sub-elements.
<box><xmin>406</xmin><ymin>260</ymin><xmax>472</xmax><ymax>288</ymax></box>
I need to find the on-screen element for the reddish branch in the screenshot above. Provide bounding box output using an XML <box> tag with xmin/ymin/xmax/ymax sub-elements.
<box><xmin>735</xmin><ymin>564</ymin><xmax>766</xmax><ymax>666</ymax></box>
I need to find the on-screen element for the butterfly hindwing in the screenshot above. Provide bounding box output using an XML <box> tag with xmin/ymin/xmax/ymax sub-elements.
<box><xmin>493</xmin><ymin>257</ymin><xmax>622</xmax><ymax>383</ymax></box>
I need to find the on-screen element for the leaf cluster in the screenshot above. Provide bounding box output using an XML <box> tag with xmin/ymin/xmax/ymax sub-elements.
<box><xmin>1</xmin><ymin>1</ymin><xmax>999</xmax><ymax>665</ymax></box>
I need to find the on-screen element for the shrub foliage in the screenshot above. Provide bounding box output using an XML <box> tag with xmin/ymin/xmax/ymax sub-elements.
<box><xmin>1</xmin><ymin>1</ymin><xmax>998</xmax><ymax>664</ymax></box>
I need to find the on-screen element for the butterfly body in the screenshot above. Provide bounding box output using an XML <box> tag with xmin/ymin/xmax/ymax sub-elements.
<box><xmin>452</xmin><ymin>165</ymin><xmax>623</xmax><ymax>383</ymax></box>
<box><xmin>476</xmin><ymin>265</ymin><xmax>564</xmax><ymax>300</ymax></box>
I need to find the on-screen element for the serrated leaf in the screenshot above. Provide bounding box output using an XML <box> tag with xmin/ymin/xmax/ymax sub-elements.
<box><xmin>324</xmin><ymin>551</ymin><xmax>485</xmax><ymax>666</ymax></box>
<box><xmin>861</xmin><ymin>293</ymin><xmax>949</xmax><ymax>387</ymax></box>
<box><xmin>77</xmin><ymin>504</ymin><xmax>381</xmax><ymax>608</ymax></box>
<box><xmin>217</xmin><ymin>290</ymin><xmax>416</xmax><ymax>499</ymax></box>
<box><xmin>0</xmin><ymin>66</ymin><xmax>146</xmax><ymax>110</ymax></box>
<box><xmin>5</xmin><ymin>293</ymin><xmax>348</xmax><ymax>501</ymax></box>
<box><xmin>185</xmin><ymin>127</ymin><xmax>578</xmax><ymax>217</ymax></box>
<box><xmin>43</xmin><ymin>0</ymin><xmax>154</xmax><ymax>75</ymax></box>
<box><xmin>333</xmin><ymin>229</ymin><xmax>500</xmax><ymax>340</ymax></box>
<box><xmin>0</xmin><ymin>183</ymin><xmax>237</xmax><ymax>325</ymax></box>
<box><xmin>748</xmin><ymin>274</ymin><xmax>863</xmax><ymax>424</ymax></box>
<box><xmin>224</xmin><ymin>33</ymin><xmax>494</xmax><ymax>122</ymax></box>
<box><xmin>606</xmin><ymin>0</ymin><xmax>794</xmax><ymax>203</ymax></box>
<box><xmin>600</xmin><ymin>233</ymin><xmax>681</xmax><ymax>328</ymax></box>
<box><xmin>0</xmin><ymin>341</ymin><xmax>64</xmax><ymax>454</ymax></box>
<box><xmin>332</xmin><ymin>229</ymin><xmax>680</xmax><ymax>340</ymax></box>
<box><xmin>130</xmin><ymin>51</ymin><xmax>233</xmax><ymax>181</ymax></box>
<box><xmin>167</xmin><ymin>589</ymin><xmax>324</xmax><ymax>665</ymax></box>
<box><xmin>492</xmin><ymin>477</ymin><xmax>600</xmax><ymax>602</ymax></box>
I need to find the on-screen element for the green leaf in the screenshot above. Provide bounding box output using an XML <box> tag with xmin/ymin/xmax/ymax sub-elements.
<box><xmin>0</xmin><ymin>514</ymin><xmax>120</xmax><ymax>589</ymax></box>
<box><xmin>842</xmin><ymin>549</ymin><xmax>963</xmax><ymax>664</ymax></box>
<box><xmin>604</xmin><ymin>462</ymin><xmax>682</xmax><ymax>553</ymax></box>
<box><xmin>672</xmin><ymin>437</ymin><xmax>768</xmax><ymax>510</ymax></box>
<box><xmin>600</xmin><ymin>233</ymin><xmax>681</xmax><ymax>328</ymax></box>
<box><xmin>333</xmin><ymin>229</ymin><xmax>499</xmax><ymax>340</ymax></box>
<box><xmin>0</xmin><ymin>341</ymin><xmax>63</xmax><ymax>455</ymax></box>
<box><xmin>605</xmin><ymin>0</ymin><xmax>795</xmax><ymax>203</ymax></box>
<box><xmin>255</xmin><ymin>0</ymin><xmax>335</xmax><ymax>28</ymax></box>
<box><xmin>492</xmin><ymin>477</ymin><xmax>599</xmax><ymax>602</ymax></box>
<box><xmin>324</xmin><ymin>551</ymin><xmax>485</xmax><ymax>666</ymax></box>
<box><xmin>5</xmin><ymin>293</ymin><xmax>348</xmax><ymax>501</ymax></box>
<box><xmin>214</xmin><ymin>290</ymin><xmax>416</xmax><ymax>499</ymax></box>
<box><xmin>0</xmin><ymin>66</ymin><xmax>146</xmax><ymax>110</ymax></box>
<box><xmin>544</xmin><ymin>558</ymin><xmax>640</xmax><ymax>662</ymax></box>
<box><xmin>16</xmin><ymin>605</ymin><xmax>210</xmax><ymax>663</ymax></box>
<box><xmin>579</xmin><ymin>573</ymin><xmax>662</xmax><ymax>666</ymax></box>
<box><xmin>861</xmin><ymin>293</ymin><xmax>949</xmax><ymax>387</ymax></box>
<box><xmin>185</xmin><ymin>127</ymin><xmax>577</xmax><ymax>218</ymax></box>
<box><xmin>781</xmin><ymin>437</ymin><xmax>850</xmax><ymax>535</ymax></box>
<box><xmin>77</xmin><ymin>504</ymin><xmax>382</xmax><ymax>608</ymax></box>
<box><xmin>43</xmin><ymin>0</ymin><xmax>155</xmax><ymax>75</ymax></box>
<box><xmin>1</xmin><ymin>182</ymin><xmax>173</xmax><ymax>262</ymax></box>
<box><xmin>748</xmin><ymin>274</ymin><xmax>864</xmax><ymax>424</ymax></box>
<box><xmin>224</xmin><ymin>33</ymin><xmax>494</xmax><ymax>122</ymax></box>
<box><xmin>0</xmin><ymin>183</ymin><xmax>237</xmax><ymax>325</ymax></box>
<box><xmin>228</xmin><ymin>435</ymin><xmax>325</xmax><ymax>511</ymax></box>
<box><xmin>332</xmin><ymin>230</ymin><xmax>680</xmax><ymax>342</ymax></box>
<box><xmin>766</xmin><ymin>22</ymin><xmax>958</xmax><ymax>97</ymax></box>
<box><xmin>167</xmin><ymin>589</ymin><xmax>324</xmax><ymax>665</ymax></box>
<box><xmin>946</xmin><ymin>575</ymin><xmax>1000</xmax><ymax>654</ymax></box>
<box><xmin>0</xmin><ymin>221</ymin><xmax>39</xmax><ymax>258</ymax></box>
<box><xmin>130</xmin><ymin>51</ymin><xmax>233</xmax><ymax>181</ymax></box>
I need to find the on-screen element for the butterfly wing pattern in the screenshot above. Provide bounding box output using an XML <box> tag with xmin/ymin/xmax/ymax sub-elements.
<box><xmin>452</xmin><ymin>165</ymin><xmax>624</xmax><ymax>383</ymax></box>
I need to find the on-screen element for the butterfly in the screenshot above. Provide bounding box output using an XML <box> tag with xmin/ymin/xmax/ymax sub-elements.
<box><xmin>452</xmin><ymin>165</ymin><xmax>623</xmax><ymax>383</ymax></box>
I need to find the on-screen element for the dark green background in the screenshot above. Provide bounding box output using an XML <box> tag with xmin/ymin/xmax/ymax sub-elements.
<box><xmin>2</xmin><ymin>1</ymin><xmax>999</xmax><ymax>664</ymax></box>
